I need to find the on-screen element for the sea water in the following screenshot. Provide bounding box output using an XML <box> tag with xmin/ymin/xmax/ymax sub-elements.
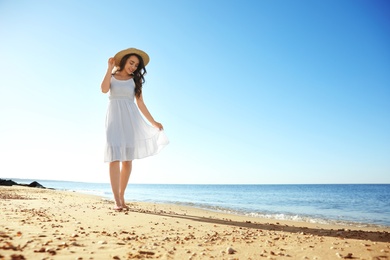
<box><xmin>9</xmin><ymin>179</ymin><xmax>390</xmax><ymax>228</ymax></box>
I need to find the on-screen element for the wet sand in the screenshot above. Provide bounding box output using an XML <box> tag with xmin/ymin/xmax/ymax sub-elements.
<box><xmin>1</xmin><ymin>186</ymin><xmax>389</xmax><ymax>259</ymax></box>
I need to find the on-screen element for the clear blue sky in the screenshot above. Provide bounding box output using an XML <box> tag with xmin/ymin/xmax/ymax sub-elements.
<box><xmin>0</xmin><ymin>0</ymin><xmax>389</xmax><ymax>184</ymax></box>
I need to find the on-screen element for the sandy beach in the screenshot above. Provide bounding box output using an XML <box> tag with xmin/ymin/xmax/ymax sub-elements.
<box><xmin>1</xmin><ymin>186</ymin><xmax>389</xmax><ymax>259</ymax></box>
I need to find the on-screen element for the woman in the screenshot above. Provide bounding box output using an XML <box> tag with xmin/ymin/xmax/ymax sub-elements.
<box><xmin>101</xmin><ymin>48</ymin><xmax>169</xmax><ymax>210</ymax></box>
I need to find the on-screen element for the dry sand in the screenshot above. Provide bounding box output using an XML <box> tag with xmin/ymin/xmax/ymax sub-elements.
<box><xmin>0</xmin><ymin>186</ymin><xmax>389</xmax><ymax>260</ymax></box>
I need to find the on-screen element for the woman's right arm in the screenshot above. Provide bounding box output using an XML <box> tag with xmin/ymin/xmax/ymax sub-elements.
<box><xmin>101</xmin><ymin>57</ymin><xmax>115</xmax><ymax>93</ymax></box>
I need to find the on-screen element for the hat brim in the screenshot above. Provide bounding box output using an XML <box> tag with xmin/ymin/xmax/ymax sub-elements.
<box><xmin>114</xmin><ymin>48</ymin><xmax>150</xmax><ymax>67</ymax></box>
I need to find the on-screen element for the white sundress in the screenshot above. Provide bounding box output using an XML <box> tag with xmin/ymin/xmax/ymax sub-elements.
<box><xmin>104</xmin><ymin>76</ymin><xmax>169</xmax><ymax>162</ymax></box>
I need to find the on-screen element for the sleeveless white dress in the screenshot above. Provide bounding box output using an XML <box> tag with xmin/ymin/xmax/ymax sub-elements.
<box><xmin>104</xmin><ymin>76</ymin><xmax>169</xmax><ymax>162</ymax></box>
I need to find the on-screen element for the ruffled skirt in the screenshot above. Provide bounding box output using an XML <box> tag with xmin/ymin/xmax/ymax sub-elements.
<box><xmin>104</xmin><ymin>99</ymin><xmax>169</xmax><ymax>162</ymax></box>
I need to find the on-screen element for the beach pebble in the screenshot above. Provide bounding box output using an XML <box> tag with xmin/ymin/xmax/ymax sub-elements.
<box><xmin>226</xmin><ymin>247</ymin><xmax>236</xmax><ymax>254</ymax></box>
<box><xmin>138</xmin><ymin>250</ymin><xmax>155</xmax><ymax>255</ymax></box>
<box><xmin>43</xmin><ymin>240</ymin><xmax>53</xmax><ymax>245</ymax></box>
<box><xmin>34</xmin><ymin>247</ymin><xmax>46</xmax><ymax>253</ymax></box>
<box><xmin>97</xmin><ymin>240</ymin><xmax>107</xmax><ymax>245</ymax></box>
<box><xmin>9</xmin><ymin>254</ymin><xmax>26</xmax><ymax>260</ymax></box>
<box><xmin>45</xmin><ymin>247</ymin><xmax>56</xmax><ymax>255</ymax></box>
<box><xmin>59</xmin><ymin>242</ymin><xmax>69</xmax><ymax>247</ymax></box>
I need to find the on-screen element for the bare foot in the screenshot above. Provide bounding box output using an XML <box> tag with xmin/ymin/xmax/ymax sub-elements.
<box><xmin>113</xmin><ymin>205</ymin><xmax>123</xmax><ymax>211</ymax></box>
<box><xmin>120</xmin><ymin>198</ymin><xmax>128</xmax><ymax>210</ymax></box>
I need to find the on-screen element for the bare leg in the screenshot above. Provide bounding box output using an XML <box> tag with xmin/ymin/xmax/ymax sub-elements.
<box><xmin>119</xmin><ymin>161</ymin><xmax>132</xmax><ymax>208</ymax></box>
<box><xmin>109</xmin><ymin>161</ymin><xmax>122</xmax><ymax>209</ymax></box>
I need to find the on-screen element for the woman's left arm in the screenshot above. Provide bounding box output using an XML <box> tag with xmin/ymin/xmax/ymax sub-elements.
<box><xmin>136</xmin><ymin>93</ymin><xmax>164</xmax><ymax>130</ymax></box>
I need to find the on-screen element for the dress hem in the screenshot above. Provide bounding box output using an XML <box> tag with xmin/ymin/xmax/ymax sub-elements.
<box><xmin>104</xmin><ymin>143</ymin><xmax>168</xmax><ymax>163</ymax></box>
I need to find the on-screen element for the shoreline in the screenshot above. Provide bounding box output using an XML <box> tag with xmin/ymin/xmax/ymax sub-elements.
<box><xmin>0</xmin><ymin>179</ymin><xmax>390</xmax><ymax>228</ymax></box>
<box><xmin>2</xmin><ymin>179</ymin><xmax>389</xmax><ymax>229</ymax></box>
<box><xmin>1</xmin><ymin>186</ymin><xmax>389</xmax><ymax>259</ymax></box>
<box><xmin>128</xmin><ymin>200</ymin><xmax>390</xmax><ymax>230</ymax></box>
<box><xmin>3</xmin><ymin>179</ymin><xmax>389</xmax><ymax>229</ymax></box>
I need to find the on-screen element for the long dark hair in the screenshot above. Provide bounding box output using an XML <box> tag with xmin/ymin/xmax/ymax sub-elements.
<box><xmin>117</xmin><ymin>53</ymin><xmax>147</xmax><ymax>98</ymax></box>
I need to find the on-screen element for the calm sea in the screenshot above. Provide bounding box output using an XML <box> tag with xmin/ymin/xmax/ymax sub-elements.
<box><xmin>10</xmin><ymin>179</ymin><xmax>390</xmax><ymax>228</ymax></box>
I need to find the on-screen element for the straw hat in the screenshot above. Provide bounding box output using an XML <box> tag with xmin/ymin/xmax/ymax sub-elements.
<box><xmin>114</xmin><ymin>48</ymin><xmax>150</xmax><ymax>67</ymax></box>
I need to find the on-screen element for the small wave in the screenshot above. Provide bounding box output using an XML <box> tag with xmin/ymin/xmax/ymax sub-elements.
<box><xmin>154</xmin><ymin>201</ymin><xmax>387</xmax><ymax>228</ymax></box>
<box><xmin>246</xmin><ymin>212</ymin><xmax>331</xmax><ymax>224</ymax></box>
<box><xmin>244</xmin><ymin>212</ymin><xmax>387</xmax><ymax>228</ymax></box>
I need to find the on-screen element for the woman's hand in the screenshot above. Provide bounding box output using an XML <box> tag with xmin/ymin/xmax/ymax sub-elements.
<box><xmin>153</xmin><ymin>121</ymin><xmax>164</xmax><ymax>130</ymax></box>
<box><xmin>108</xmin><ymin>57</ymin><xmax>116</xmax><ymax>70</ymax></box>
<box><xmin>101</xmin><ymin>57</ymin><xmax>116</xmax><ymax>93</ymax></box>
